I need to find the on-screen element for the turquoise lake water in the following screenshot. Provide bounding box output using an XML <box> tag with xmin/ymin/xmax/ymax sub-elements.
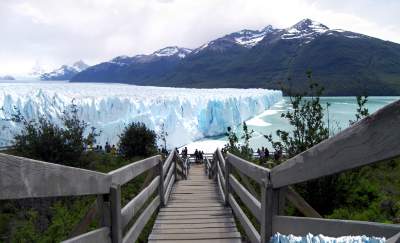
<box><xmin>191</xmin><ymin>96</ymin><xmax>399</xmax><ymax>152</ymax></box>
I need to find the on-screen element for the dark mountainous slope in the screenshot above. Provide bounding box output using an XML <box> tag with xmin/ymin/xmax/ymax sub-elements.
<box><xmin>71</xmin><ymin>19</ymin><xmax>400</xmax><ymax>95</ymax></box>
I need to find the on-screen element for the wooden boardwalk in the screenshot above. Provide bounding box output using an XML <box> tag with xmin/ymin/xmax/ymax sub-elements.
<box><xmin>148</xmin><ymin>164</ymin><xmax>242</xmax><ymax>243</ymax></box>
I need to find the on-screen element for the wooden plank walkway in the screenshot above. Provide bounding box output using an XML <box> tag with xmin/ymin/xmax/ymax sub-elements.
<box><xmin>149</xmin><ymin>164</ymin><xmax>241</xmax><ymax>243</ymax></box>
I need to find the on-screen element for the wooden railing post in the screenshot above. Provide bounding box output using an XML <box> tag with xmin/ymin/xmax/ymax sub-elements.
<box><xmin>110</xmin><ymin>184</ymin><xmax>122</xmax><ymax>243</ymax></box>
<box><xmin>159</xmin><ymin>158</ymin><xmax>165</xmax><ymax>207</ymax></box>
<box><xmin>213</xmin><ymin>153</ymin><xmax>217</xmax><ymax>181</ymax></box>
<box><xmin>224</xmin><ymin>158</ymin><xmax>230</xmax><ymax>206</ymax></box>
<box><xmin>208</xmin><ymin>159</ymin><xmax>212</xmax><ymax>179</ymax></box>
<box><xmin>174</xmin><ymin>152</ymin><xmax>178</xmax><ymax>181</ymax></box>
<box><xmin>100</xmin><ymin>194</ymin><xmax>111</xmax><ymax>228</ymax></box>
<box><xmin>261</xmin><ymin>179</ymin><xmax>274</xmax><ymax>243</ymax></box>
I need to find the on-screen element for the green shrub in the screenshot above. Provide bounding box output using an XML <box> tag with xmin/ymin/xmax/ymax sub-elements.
<box><xmin>118</xmin><ymin>122</ymin><xmax>157</xmax><ymax>158</ymax></box>
<box><xmin>12</xmin><ymin>104</ymin><xmax>99</xmax><ymax>167</ymax></box>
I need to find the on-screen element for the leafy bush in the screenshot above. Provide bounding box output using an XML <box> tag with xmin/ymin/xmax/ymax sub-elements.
<box><xmin>265</xmin><ymin>72</ymin><xmax>343</xmax><ymax>215</ymax></box>
<box><xmin>118</xmin><ymin>122</ymin><xmax>157</xmax><ymax>158</ymax></box>
<box><xmin>224</xmin><ymin>122</ymin><xmax>254</xmax><ymax>160</ymax></box>
<box><xmin>12</xmin><ymin>104</ymin><xmax>99</xmax><ymax>167</ymax></box>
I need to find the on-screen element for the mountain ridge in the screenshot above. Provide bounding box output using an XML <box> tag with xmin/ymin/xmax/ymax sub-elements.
<box><xmin>41</xmin><ymin>61</ymin><xmax>89</xmax><ymax>81</ymax></box>
<box><xmin>71</xmin><ymin>19</ymin><xmax>400</xmax><ymax>95</ymax></box>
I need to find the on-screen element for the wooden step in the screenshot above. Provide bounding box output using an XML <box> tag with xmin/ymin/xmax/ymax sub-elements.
<box><xmin>149</xmin><ymin>164</ymin><xmax>241</xmax><ymax>242</ymax></box>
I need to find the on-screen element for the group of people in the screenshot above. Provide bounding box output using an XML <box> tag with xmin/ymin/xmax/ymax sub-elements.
<box><xmin>181</xmin><ymin>147</ymin><xmax>188</xmax><ymax>159</ymax></box>
<box><xmin>194</xmin><ymin>149</ymin><xmax>205</xmax><ymax>163</ymax></box>
<box><xmin>179</xmin><ymin>147</ymin><xmax>205</xmax><ymax>163</ymax></box>
<box><xmin>257</xmin><ymin>146</ymin><xmax>283</xmax><ymax>162</ymax></box>
<box><xmin>92</xmin><ymin>142</ymin><xmax>118</xmax><ymax>155</ymax></box>
<box><xmin>257</xmin><ymin>147</ymin><xmax>270</xmax><ymax>161</ymax></box>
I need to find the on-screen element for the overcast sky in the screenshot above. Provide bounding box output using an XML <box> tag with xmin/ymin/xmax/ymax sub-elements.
<box><xmin>1</xmin><ymin>0</ymin><xmax>399</xmax><ymax>75</ymax></box>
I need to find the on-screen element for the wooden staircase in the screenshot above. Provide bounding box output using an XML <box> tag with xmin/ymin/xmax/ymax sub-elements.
<box><xmin>149</xmin><ymin>164</ymin><xmax>241</xmax><ymax>242</ymax></box>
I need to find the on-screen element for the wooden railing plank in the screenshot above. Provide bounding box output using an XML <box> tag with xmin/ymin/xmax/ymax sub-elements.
<box><xmin>217</xmin><ymin>172</ymin><xmax>225</xmax><ymax>203</ymax></box>
<box><xmin>272</xmin><ymin>216</ymin><xmax>400</xmax><ymax>238</ymax></box>
<box><xmin>68</xmin><ymin>197</ymin><xmax>103</xmax><ymax>238</ymax></box>
<box><xmin>62</xmin><ymin>227</ymin><xmax>111</xmax><ymax>243</ymax></box>
<box><xmin>163</xmin><ymin>152</ymin><xmax>174</xmax><ymax>175</ymax></box>
<box><xmin>217</xmin><ymin>160</ymin><xmax>226</xmax><ymax>191</ymax></box>
<box><xmin>387</xmin><ymin>232</ymin><xmax>400</xmax><ymax>243</ymax></box>
<box><xmin>229</xmin><ymin>194</ymin><xmax>260</xmax><ymax>243</ymax></box>
<box><xmin>271</xmin><ymin>100</ymin><xmax>400</xmax><ymax>188</ymax></box>
<box><xmin>226</xmin><ymin>153</ymin><xmax>270</xmax><ymax>184</ymax></box>
<box><xmin>285</xmin><ymin>186</ymin><xmax>322</xmax><ymax>218</ymax></box>
<box><xmin>229</xmin><ymin>174</ymin><xmax>261</xmax><ymax>222</ymax></box>
<box><xmin>164</xmin><ymin>174</ymin><xmax>175</xmax><ymax>204</ymax></box>
<box><xmin>163</xmin><ymin>163</ymin><xmax>175</xmax><ymax>190</ymax></box>
<box><xmin>0</xmin><ymin>153</ymin><xmax>111</xmax><ymax>199</ymax></box>
<box><xmin>108</xmin><ymin>155</ymin><xmax>160</xmax><ymax>186</ymax></box>
<box><xmin>216</xmin><ymin>149</ymin><xmax>226</xmax><ymax>173</ymax></box>
<box><xmin>235</xmin><ymin>169</ymin><xmax>259</xmax><ymax>201</ymax></box>
<box><xmin>121</xmin><ymin>176</ymin><xmax>160</xmax><ymax>228</ymax></box>
<box><xmin>122</xmin><ymin>196</ymin><xmax>160</xmax><ymax>243</ymax></box>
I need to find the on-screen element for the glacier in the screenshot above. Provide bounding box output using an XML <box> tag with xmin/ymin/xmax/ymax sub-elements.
<box><xmin>271</xmin><ymin>232</ymin><xmax>385</xmax><ymax>243</ymax></box>
<box><xmin>0</xmin><ymin>82</ymin><xmax>282</xmax><ymax>148</ymax></box>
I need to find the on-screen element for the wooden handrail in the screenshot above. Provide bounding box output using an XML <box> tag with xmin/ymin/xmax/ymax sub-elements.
<box><xmin>212</xmin><ymin>97</ymin><xmax>400</xmax><ymax>242</ymax></box>
<box><xmin>164</xmin><ymin>163</ymin><xmax>175</xmax><ymax>190</ymax></box>
<box><xmin>387</xmin><ymin>232</ymin><xmax>400</xmax><ymax>243</ymax></box>
<box><xmin>108</xmin><ymin>155</ymin><xmax>160</xmax><ymax>185</ymax></box>
<box><xmin>0</xmin><ymin>146</ymin><xmax>187</xmax><ymax>243</ymax></box>
<box><xmin>61</xmin><ymin>227</ymin><xmax>111</xmax><ymax>243</ymax></box>
<box><xmin>271</xmin><ymin>99</ymin><xmax>400</xmax><ymax>188</ymax></box>
<box><xmin>0</xmin><ymin>153</ymin><xmax>111</xmax><ymax>199</ymax></box>
<box><xmin>163</xmin><ymin>152</ymin><xmax>174</xmax><ymax>175</ymax></box>
<box><xmin>226</xmin><ymin>153</ymin><xmax>270</xmax><ymax>184</ymax></box>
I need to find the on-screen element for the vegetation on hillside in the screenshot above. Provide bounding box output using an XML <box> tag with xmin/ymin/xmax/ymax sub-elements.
<box><xmin>262</xmin><ymin>73</ymin><xmax>400</xmax><ymax>222</ymax></box>
<box><xmin>10</xmin><ymin>103</ymin><xmax>100</xmax><ymax>168</ymax></box>
<box><xmin>224</xmin><ymin>122</ymin><xmax>254</xmax><ymax>161</ymax></box>
<box><xmin>0</xmin><ymin>107</ymin><xmax>160</xmax><ymax>242</ymax></box>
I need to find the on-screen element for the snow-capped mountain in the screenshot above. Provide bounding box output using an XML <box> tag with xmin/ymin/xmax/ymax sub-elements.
<box><xmin>194</xmin><ymin>25</ymin><xmax>278</xmax><ymax>53</ymax></box>
<box><xmin>40</xmin><ymin>61</ymin><xmax>89</xmax><ymax>80</ymax></box>
<box><xmin>233</xmin><ymin>25</ymin><xmax>277</xmax><ymax>47</ymax></box>
<box><xmin>281</xmin><ymin>19</ymin><xmax>329</xmax><ymax>41</ymax></box>
<box><xmin>72</xmin><ymin>19</ymin><xmax>400</xmax><ymax>95</ymax></box>
<box><xmin>72</xmin><ymin>46</ymin><xmax>193</xmax><ymax>84</ymax></box>
<box><xmin>110</xmin><ymin>46</ymin><xmax>193</xmax><ymax>66</ymax></box>
<box><xmin>153</xmin><ymin>46</ymin><xmax>192</xmax><ymax>58</ymax></box>
<box><xmin>29</xmin><ymin>62</ymin><xmax>46</xmax><ymax>78</ymax></box>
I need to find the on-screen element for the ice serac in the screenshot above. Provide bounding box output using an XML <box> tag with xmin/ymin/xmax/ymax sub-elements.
<box><xmin>0</xmin><ymin>83</ymin><xmax>282</xmax><ymax>148</ymax></box>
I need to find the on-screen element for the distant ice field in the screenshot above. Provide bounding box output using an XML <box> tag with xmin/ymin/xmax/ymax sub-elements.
<box><xmin>0</xmin><ymin>81</ymin><xmax>282</xmax><ymax>148</ymax></box>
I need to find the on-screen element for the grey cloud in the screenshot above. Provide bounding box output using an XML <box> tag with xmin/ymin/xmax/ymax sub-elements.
<box><xmin>0</xmin><ymin>0</ymin><xmax>398</xmax><ymax>75</ymax></box>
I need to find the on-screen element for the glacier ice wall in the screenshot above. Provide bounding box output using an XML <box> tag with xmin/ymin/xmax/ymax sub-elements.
<box><xmin>0</xmin><ymin>82</ymin><xmax>282</xmax><ymax>148</ymax></box>
<box><xmin>271</xmin><ymin>232</ymin><xmax>385</xmax><ymax>243</ymax></box>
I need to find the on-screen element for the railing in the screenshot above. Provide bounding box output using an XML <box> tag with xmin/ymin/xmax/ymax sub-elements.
<box><xmin>0</xmin><ymin>148</ymin><xmax>187</xmax><ymax>243</ymax></box>
<box><xmin>211</xmin><ymin>99</ymin><xmax>400</xmax><ymax>243</ymax></box>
